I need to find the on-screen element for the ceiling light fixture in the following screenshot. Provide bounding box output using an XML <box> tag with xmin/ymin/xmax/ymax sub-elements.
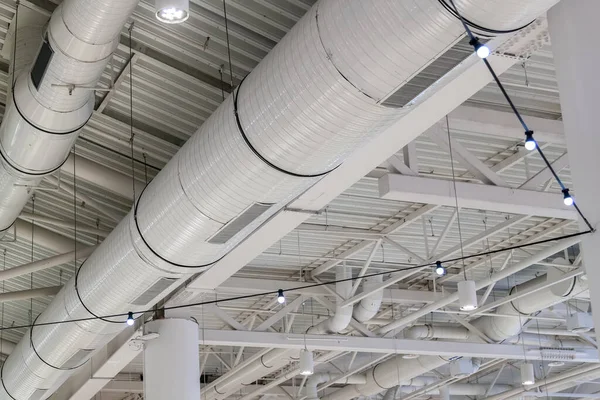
<box><xmin>521</xmin><ymin>362</ymin><xmax>535</xmax><ymax>385</ymax></box>
<box><xmin>277</xmin><ymin>289</ymin><xmax>286</xmax><ymax>304</ymax></box>
<box><xmin>524</xmin><ymin>130</ymin><xmax>537</xmax><ymax>151</ymax></box>
<box><xmin>299</xmin><ymin>349</ymin><xmax>314</xmax><ymax>376</ymax></box>
<box><xmin>562</xmin><ymin>188</ymin><xmax>574</xmax><ymax>206</ymax></box>
<box><xmin>458</xmin><ymin>280</ymin><xmax>478</xmax><ymax>311</ymax></box>
<box><xmin>155</xmin><ymin>0</ymin><xmax>189</xmax><ymax>24</ymax></box>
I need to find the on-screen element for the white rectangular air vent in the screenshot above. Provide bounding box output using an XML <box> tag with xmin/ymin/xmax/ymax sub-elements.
<box><xmin>208</xmin><ymin>203</ymin><xmax>272</xmax><ymax>244</ymax></box>
<box><xmin>60</xmin><ymin>348</ymin><xmax>93</xmax><ymax>369</ymax></box>
<box><xmin>131</xmin><ymin>277</ymin><xmax>177</xmax><ymax>306</ymax></box>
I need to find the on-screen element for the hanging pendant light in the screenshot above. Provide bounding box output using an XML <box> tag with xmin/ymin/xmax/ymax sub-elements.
<box><xmin>521</xmin><ymin>362</ymin><xmax>535</xmax><ymax>385</ymax></box>
<box><xmin>299</xmin><ymin>348</ymin><xmax>314</xmax><ymax>376</ymax></box>
<box><xmin>458</xmin><ymin>280</ymin><xmax>478</xmax><ymax>311</ymax></box>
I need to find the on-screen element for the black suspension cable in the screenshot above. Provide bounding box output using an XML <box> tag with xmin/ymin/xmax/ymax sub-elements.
<box><xmin>449</xmin><ymin>0</ymin><xmax>594</xmax><ymax>232</ymax></box>
<box><xmin>0</xmin><ymin>229</ymin><xmax>590</xmax><ymax>332</ymax></box>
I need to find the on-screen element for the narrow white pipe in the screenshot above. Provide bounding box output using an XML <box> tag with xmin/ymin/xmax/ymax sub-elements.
<box><xmin>306</xmin><ymin>374</ymin><xmax>367</xmax><ymax>400</ymax></box>
<box><xmin>19</xmin><ymin>213</ymin><xmax>109</xmax><ymax>237</ymax></box>
<box><xmin>0</xmin><ymin>286</ymin><xmax>61</xmax><ymax>302</ymax></box>
<box><xmin>0</xmin><ymin>245</ymin><xmax>96</xmax><ymax>282</ymax></box>
<box><xmin>60</xmin><ymin>154</ymin><xmax>146</xmax><ymax>199</ymax></box>
<box><xmin>404</xmin><ymin>325</ymin><xmax>470</xmax><ymax>340</ymax></box>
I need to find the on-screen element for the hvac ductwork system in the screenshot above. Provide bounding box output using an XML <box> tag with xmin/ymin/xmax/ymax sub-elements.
<box><xmin>309</xmin><ymin>269</ymin><xmax>384</xmax><ymax>334</ymax></box>
<box><xmin>0</xmin><ymin>0</ymin><xmax>560</xmax><ymax>398</ymax></box>
<box><xmin>322</xmin><ymin>268</ymin><xmax>585</xmax><ymax>400</ymax></box>
<box><xmin>0</xmin><ymin>0</ymin><xmax>139</xmax><ymax>236</ymax></box>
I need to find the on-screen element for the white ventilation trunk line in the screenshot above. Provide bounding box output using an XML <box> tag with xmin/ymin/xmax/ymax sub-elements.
<box><xmin>0</xmin><ymin>0</ymin><xmax>560</xmax><ymax>398</ymax></box>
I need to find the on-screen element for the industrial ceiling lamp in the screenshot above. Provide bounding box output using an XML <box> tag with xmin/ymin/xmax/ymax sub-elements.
<box><xmin>520</xmin><ymin>362</ymin><xmax>535</xmax><ymax>385</ymax></box>
<box><xmin>299</xmin><ymin>348</ymin><xmax>314</xmax><ymax>376</ymax></box>
<box><xmin>155</xmin><ymin>0</ymin><xmax>190</xmax><ymax>24</ymax></box>
<box><xmin>458</xmin><ymin>280</ymin><xmax>478</xmax><ymax>311</ymax></box>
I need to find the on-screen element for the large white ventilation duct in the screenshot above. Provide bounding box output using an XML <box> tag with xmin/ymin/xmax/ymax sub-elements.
<box><xmin>473</xmin><ymin>266</ymin><xmax>586</xmax><ymax>342</ymax></box>
<box><xmin>0</xmin><ymin>0</ymin><xmax>139</xmax><ymax>237</ymax></box>
<box><xmin>322</xmin><ymin>268</ymin><xmax>583</xmax><ymax>400</ymax></box>
<box><xmin>0</xmin><ymin>0</ymin><xmax>560</xmax><ymax>398</ymax></box>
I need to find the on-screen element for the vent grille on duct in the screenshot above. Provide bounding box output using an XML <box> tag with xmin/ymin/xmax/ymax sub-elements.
<box><xmin>208</xmin><ymin>203</ymin><xmax>273</xmax><ymax>244</ymax></box>
<box><xmin>382</xmin><ymin>37</ymin><xmax>474</xmax><ymax>107</ymax></box>
<box><xmin>29</xmin><ymin>390</ymin><xmax>46</xmax><ymax>400</ymax></box>
<box><xmin>30</xmin><ymin>36</ymin><xmax>53</xmax><ymax>91</ymax></box>
<box><xmin>60</xmin><ymin>349</ymin><xmax>93</xmax><ymax>369</ymax></box>
<box><xmin>131</xmin><ymin>277</ymin><xmax>177</xmax><ymax>306</ymax></box>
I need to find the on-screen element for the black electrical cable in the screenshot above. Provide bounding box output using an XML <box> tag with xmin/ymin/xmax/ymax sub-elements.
<box><xmin>438</xmin><ymin>0</ymin><xmax>535</xmax><ymax>36</ymax></box>
<box><xmin>0</xmin><ymin>229</ymin><xmax>590</xmax><ymax>333</ymax></box>
<box><xmin>449</xmin><ymin>0</ymin><xmax>595</xmax><ymax>233</ymax></box>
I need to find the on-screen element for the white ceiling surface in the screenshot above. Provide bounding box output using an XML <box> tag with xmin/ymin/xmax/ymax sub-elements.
<box><xmin>0</xmin><ymin>1</ymin><xmax>591</xmax><ymax>400</ymax></box>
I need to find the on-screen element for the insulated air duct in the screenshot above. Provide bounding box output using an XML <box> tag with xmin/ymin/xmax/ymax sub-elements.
<box><xmin>322</xmin><ymin>268</ymin><xmax>582</xmax><ymax>400</ymax></box>
<box><xmin>0</xmin><ymin>0</ymin><xmax>560</xmax><ymax>398</ymax></box>
<box><xmin>0</xmin><ymin>0</ymin><xmax>139</xmax><ymax>237</ymax></box>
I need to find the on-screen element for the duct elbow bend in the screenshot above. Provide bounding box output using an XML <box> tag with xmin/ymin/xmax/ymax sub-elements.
<box><xmin>306</xmin><ymin>373</ymin><xmax>332</xmax><ymax>400</ymax></box>
<box><xmin>352</xmin><ymin>275</ymin><xmax>383</xmax><ymax>323</ymax></box>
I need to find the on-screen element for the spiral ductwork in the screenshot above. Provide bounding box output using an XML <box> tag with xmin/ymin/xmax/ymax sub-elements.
<box><xmin>0</xmin><ymin>0</ymin><xmax>560</xmax><ymax>398</ymax></box>
<box><xmin>0</xmin><ymin>0</ymin><xmax>139</xmax><ymax>236</ymax></box>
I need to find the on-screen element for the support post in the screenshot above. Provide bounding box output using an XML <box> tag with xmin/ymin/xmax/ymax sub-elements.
<box><xmin>548</xmin><ymin>0</ymin><xmax>600</xmax><ymax>343</ymax></box>
<box><xmin>144</xmin><ymin>319</ymin><xmax>200</xmax><ymax>400</ymax></box>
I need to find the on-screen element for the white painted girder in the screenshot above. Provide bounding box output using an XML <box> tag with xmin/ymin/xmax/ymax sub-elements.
<box><xmin>185</xmin><ymin>277</ymin><xmax>443</xmax><ymax>305</ymax></box>
<box><xmin>196</xmin><ymin>329</ymin><xmax>598</xmax><ymax>363</ymax></box>
<box><xmin>379</xmin><ymin>174</ymin><xmax>576</xmax><ymax>220</ymax></box>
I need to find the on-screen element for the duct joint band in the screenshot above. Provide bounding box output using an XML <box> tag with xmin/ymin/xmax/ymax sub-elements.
<box><xmin>214</xmin><ymin>386</ymin><xmax>225</xmax><ymax>395</ymax></box>
<box><xmin>0</xmin><ymin>363</ymin><xmax>17</xmax><ymax>400</ymax></box>
<box><xmin>314</xmin><ymin>6</ymin><xmax>377</xmax><ymax>103</ymax></box>
<box><xmin>74</xmin><ymin>262</ymin><xmax>126</xmax><ymax>324</ymax></box>
<box><xmin>371</xmin><ymin>364</ymin><xmax>388</xmax><ymax>390</ymax></box>
<box><xmin>233</xmin><ymin>78</ymin><xmax>339</xmax><ymax>179</ymax></box>
<box><xmin>260</xmin><ymin>355</ymin><xmax>274</xmax><ymax>369</ymax></box>
<box><xmin>29</xmin><ymin>314</ymin><xmax>88</xmax><ymax>371</ymax></box>
<box><xmin>133</xmin><ymin>184</ymin><xmax>225</xmax><ymax>268</ymax></box>
<box><xmin>436</xmin><ymin>0</ymin><xmax>535</xmax><ymax>36</ymax></box>
<box><xmin>10</xmin><ymin>86</ymin><xmax>91</xmax><ymax>137</ymax></box>
<box><xmin>0</xmin><ymin>144</ymin><xmax>69</xmax><ymax>177</ymax></box>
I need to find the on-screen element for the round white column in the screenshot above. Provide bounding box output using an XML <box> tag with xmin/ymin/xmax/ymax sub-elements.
<box><xmin>143</xmin><ymin>318</ymin><xmax>200</xmax><ymax>400</ymax></box>
<box><xmin>548</xmin><ymin>0</ymin><xmax>600</xmax><ymax>344</ymax></box>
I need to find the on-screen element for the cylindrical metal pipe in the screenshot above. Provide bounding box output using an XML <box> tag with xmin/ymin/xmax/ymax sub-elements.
<box><xmin>0</xmin><ymin>286</ymin><xmax>61</xmax><ymax>302</ymax></box>
<box><xmin>0</xmin><ymin>246</ymin><xmax>96</xmax><ymax>282</ymax></box>
<box><xmin>144</xmin><ymin>319</ymin><xmax>200</xmax><ymax>400</ymax></box>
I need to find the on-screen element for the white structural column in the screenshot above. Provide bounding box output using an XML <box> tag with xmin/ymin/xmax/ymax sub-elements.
<box><xmin>548</xmin><ymin>0</ymin><xmax>600</xmax><ymax>343</ymax></box>
<box><xmin>144</xmin><ymin>319</ymin><xmax>200</xmax><ymax>400</ymax></box>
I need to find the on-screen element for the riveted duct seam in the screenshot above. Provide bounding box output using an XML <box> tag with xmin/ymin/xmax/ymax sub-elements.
<box><xmin>0</xmin><ymin>0</ymin><xmax>560</xmax><ymax>399</ymax></box>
